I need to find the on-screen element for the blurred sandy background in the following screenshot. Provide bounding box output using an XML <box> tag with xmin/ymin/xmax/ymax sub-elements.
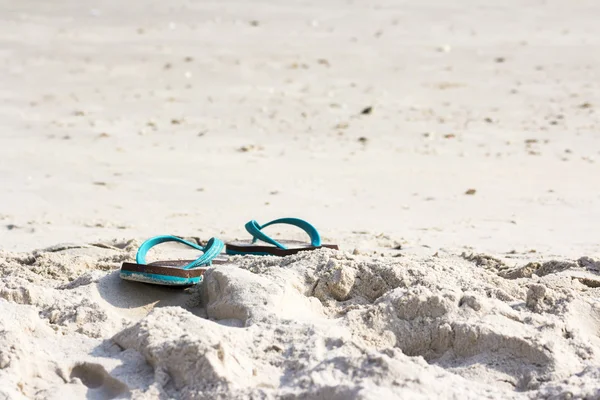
<box><xmin>1</xmin><ymin>0</ymin><xmax>599</xmax><ymax>257</ymax></box>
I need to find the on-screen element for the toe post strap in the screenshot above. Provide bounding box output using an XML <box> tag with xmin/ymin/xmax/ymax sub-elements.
<box><xmin>135</xmin><ymin>235</ymin><xmax>224</xmax><ymax>269</ymax></box>
<box><xmin>244</xmin><ymin>218</ymin><xmax>322</xmax><ymax>249</ymax></box>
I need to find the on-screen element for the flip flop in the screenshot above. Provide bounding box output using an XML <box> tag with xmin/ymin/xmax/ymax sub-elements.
<box><xmin>120</xmin><ymin>235</ymin><xmax>226</xmax><ymax>286</ymax></box>
<box><xmin>225</xmin><ymin>218</ymin><xmax>338</xmax><ymax>256</ymax></box>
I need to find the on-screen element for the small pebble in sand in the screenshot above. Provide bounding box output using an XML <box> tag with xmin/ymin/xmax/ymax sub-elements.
<box><xmin>249</xmin><ymin>20</ymin><xmax>260</xmax><ymax>27</ymax></box>
<box><xmin>465</xmin><ymin>189</ymin><xmax>477</xmax><ymax>195</ymax></box>
<box><xmin>443</xmin><ymin>134</ymin><xmax>456</xmax><ymax>139</ymax></box>
<box><xmin>288</xmin><ymin>63</ymin><xmax>309</xmax><ymax>69</ymax></box>
<box><xmin>97</xmin><ymin>133</ymin><xmax>110</xmax><ymax>138</ymax></box>
<box><xmin>73</xmin><ymin>110</ymin><xmax>85</xmax><ymax>116</ymax></box>
<box><xmin>579</xmin><ymin>102</ymin><xmax>592</xmax><ymax>109</ymax></box>
<box><xmin>361</xmin><ymin>106</ymin><xmax>373</xmax><ymax>115</ymax></box>
<box><xmin>238</xmin><ymin>145</ymin><xmax>255</xmax><ymax>152</ymax></box>
<box><xmin>484</xmin><ymin>117</ymin><xmax>493</xmax><ymax>123</ymax></box>
<box><xmin>358</xmin><ymin>137</ymin><xmax>368</xmax><ymax>144</ymax></box>
<box><xmin>494</xmin><ymin>57</ymin><xmax>505</xmax><ymax>63</ymax></box>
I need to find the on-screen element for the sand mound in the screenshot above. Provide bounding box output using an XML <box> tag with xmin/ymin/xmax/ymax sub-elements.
<box><xmin>1</xmin><ymin>243</ymin><xmax>600</xmax><ymax>398</ymax></box>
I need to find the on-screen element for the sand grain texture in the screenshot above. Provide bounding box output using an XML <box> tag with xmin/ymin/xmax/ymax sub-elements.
<box><xmin>1</xmin><ymin>246</ymin><xmax>600</xmax><ymax>398</ymax></box>
<box><xmin>2</xmin><ymin>0</ymin><xmax>600</xmax><ymax>398</ymax></box>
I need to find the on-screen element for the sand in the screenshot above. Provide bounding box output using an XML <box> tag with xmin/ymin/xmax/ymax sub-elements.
<box><xmin>2</xmin><ymin>245</ymin><xmax>600</xmax><ymax>399</ymax></box>
<box><xmin>1</xmin><ymin>0</ymin><xmax>600</xmax><ymax>398</ymax></box>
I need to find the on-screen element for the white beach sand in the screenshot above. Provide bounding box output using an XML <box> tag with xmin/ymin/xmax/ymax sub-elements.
<box><xmin>1</xmin><ymin>0</ymin><xmax>600</xmax><ymax>398</ymax></box>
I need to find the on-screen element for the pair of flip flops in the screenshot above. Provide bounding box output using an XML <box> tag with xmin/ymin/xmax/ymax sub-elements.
<box><xmin>120</xmin><ymin>218</ymin><xmax>338</xmax><ymax>286</ymax></box>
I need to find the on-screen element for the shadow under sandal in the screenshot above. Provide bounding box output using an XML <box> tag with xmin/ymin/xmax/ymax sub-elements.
<box><xmin>225</xmin><ymin>218</ymin><xmax>338</xmax><ymax>256</ymax></box>
<box><xmin>120</xmin><ymin>235</ymin><xmax>225</xmax><ymax>286</ymax></box>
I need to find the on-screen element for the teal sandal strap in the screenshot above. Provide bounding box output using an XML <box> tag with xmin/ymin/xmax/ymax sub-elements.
<box><xmin>136</xmin><ymin>235</ymin><xmax>224</xmax><ymax>269</ymax></box>
<box><xmin>244</xmin><ymin>218</ymin><xmax>322</xmax><ymax>250</ymax></box>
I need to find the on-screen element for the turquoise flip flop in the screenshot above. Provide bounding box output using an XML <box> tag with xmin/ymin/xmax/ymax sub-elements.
<box><xmin>120</xmin><ymin>235</ymin><xmax>226</xmax><ymax>286</ymax></box>
<box><xmin>225</xmin><ymin>218</ymin><xmax>338</xmax><ymax>256</ymax></box>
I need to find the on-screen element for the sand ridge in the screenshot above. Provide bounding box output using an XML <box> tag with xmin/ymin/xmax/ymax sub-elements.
<box><xmin>1</xmin><ymin>243</ymin><xmax>600</xmax><ymax>398</ymax></box>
